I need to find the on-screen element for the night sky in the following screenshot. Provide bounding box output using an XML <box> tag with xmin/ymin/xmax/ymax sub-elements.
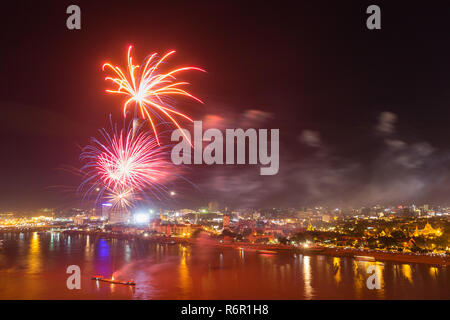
<box><xmin>1</xmin><ymin>1</ymin><xmax>450</xmax><ymax>211</ymax></box>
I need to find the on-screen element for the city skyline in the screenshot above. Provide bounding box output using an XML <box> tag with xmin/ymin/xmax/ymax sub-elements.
<box><xmin>0</xmin><ymin>1</ymin><xmax>449</xmax><ymax>303</ymax></box>
<box><xmin>2</xmin><ymin>2</ymin><xmax>450</xmax><ymax>211</ymax></box>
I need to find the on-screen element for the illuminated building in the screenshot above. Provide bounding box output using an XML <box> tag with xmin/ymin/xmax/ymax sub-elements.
<box><xmin>223</xmin><ymin>214</ymin><xmax>230</xmax><ymax>229</ymax></box>
<box><xmin>101</xmin><ymin>203</ymin><xmax>112</xmax><ymax>219</ymax></box>
<box><xmin>413</xmin><ymin>222</ymin><xmax>443</xmax><ymax>237</ymax></box>
<box><xmin>73</xmin><ymin>215</ymin><xmax>87</xmax><ymax>225</ymax></box>
<box><xmin>150</xmin><ymin>219</ymin><xmax>200</xmax><ymax>237</ymax></box>
<box><xmin>108</xmin><ymin>207</ymin><xmax>130</xmax><ymax>224</ymax></box>
<box><xmin>208</xmin><ymin>201</ymin><xmax>219</xmax><ymax>213</ymax></box>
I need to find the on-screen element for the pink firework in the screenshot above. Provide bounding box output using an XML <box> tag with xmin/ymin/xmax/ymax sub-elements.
<box><xmin>80</xmin><ymin>121</ymin><xmax>172</xmax><ymax>203</ymax></box>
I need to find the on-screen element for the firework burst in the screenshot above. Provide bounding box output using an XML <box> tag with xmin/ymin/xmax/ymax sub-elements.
<box><xmin>105</xmin><ymin>187</ymin><xmax>135</xmax><ymax>210</ymax></box>
<box><xmin>102</xmin><ymin>46</ymin><xmax>204</xmax><ymax>145</ymax></box>
<box><xmin>79</xmin><ymin>120</ymin><xmax>173</xmax><ymax>208</ymax></box>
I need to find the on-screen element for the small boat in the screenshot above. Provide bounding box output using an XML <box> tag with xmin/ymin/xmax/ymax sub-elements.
<box><xmin>355</xmin><ymin>255</ymin><xmax>376</xmax><ymax>262</ymax></box>
<box><xmin>236</xmin><ymin>247</ymin><xmax>257</xmax><ymax>252</ymax></box>
<box><xmin>91</xmin><ymin>275</ymin><xmax>135</xmax><ymax>286</ymax></box>
<box><xmin>257</xmin><ymin>249</ymin><xmax>278</xmax><ymax>254</ymax></box>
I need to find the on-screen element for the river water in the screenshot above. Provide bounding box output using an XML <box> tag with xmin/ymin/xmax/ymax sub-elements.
<box><xmin>0</xmin><ymin>232</ymin><xmax>448</xmax><ymax>299</ymax></box>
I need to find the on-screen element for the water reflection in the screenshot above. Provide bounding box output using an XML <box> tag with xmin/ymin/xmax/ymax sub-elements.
<box><xmin>429</xmin><ymin>267</ymin><xmax>438</xmax><ymax>279</ymax></box>
<box><xmin>0</xmin><ymin>233</ymin><xmax>448</xmax><ymax>299</ymax></box>
<box><xmin>402</xmin><ymin>264</ymin><xmax>413</xmax><ymax>283</ymax></box>
<box><xmin>353</xmin><ymin>260</ymin><xmax>364</xmax><ymax>299</ymax></box>
<box><xmin>178</xmin><ymin>246</ymin><xmax>192</xmax><ymax>298</ymax></box>
<box><xmin>333</xmin><ymin>257</ymin><xmax>341</xmax><ymax>285</ymax></box>
<box><xmin>373</xmin><ymin>263</ymin><xmax>385</xmax><ymax>299</ymax></box>
<box><xmin>124</xmin><ymin>243</ymin><xmax>131</xmax><ymax>263</ymax></box>
<box><xmin>303</xmin><ymin>255</ymin><xmax>314</xmax><ymax>299</ymax></box>
<box><xmin>28</xmin><ymin>232</ymin><xmax>41</xmax><ymax>274</ymax></box>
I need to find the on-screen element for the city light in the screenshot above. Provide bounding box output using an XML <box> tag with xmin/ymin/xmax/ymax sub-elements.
<box><xmin>134</xmin><ymin>212</ymin><xmax>150</xmax><ymax>224</ymax></box>
<box><xmin>1</xmin><ymin>2</ymin><xmax>450</xmax><ymax>302</ymax></box>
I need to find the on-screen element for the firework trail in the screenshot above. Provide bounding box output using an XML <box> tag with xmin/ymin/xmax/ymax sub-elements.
<box><xmin>102</xmin><ymin>46</ymin><xmax>204</xmax><ymax>145</ymax></box>
<box><xmin>79</xmin><ymin>120</ymin><xmax>173</xmax><ymax>208</ymax></box>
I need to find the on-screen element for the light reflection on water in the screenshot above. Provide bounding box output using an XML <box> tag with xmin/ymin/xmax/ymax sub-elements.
<box><xmin>303</xmin><ymin>255</ymin><xmax>314</xmax><ymax>299</ymax></box>
<box><xmin>333</xmin><ymin>257</ymin><xmax>341</xmax><ymax>285</ymax></box>
<box><xmin>178</xmin><ymin>246</ymin><xmax>192</xmax><ymax>298</ymax></box>
<box><xmin>0</xmin><ymin>232</ymin><xmax>448</xmax><ymax>299</ymax></box>
<box><xmin>28</xmin><ymin>232</ymin><xmax>41</xmax><ymax>274</ymax></box>
<box><xmin>402</xmin><ymin>264</ymin><xmax>413</xmax><ymax>283</ymax></box>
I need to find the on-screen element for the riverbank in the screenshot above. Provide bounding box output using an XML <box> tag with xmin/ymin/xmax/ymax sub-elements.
<box><xmin>214</xmin><ymin>242</ymin><xmax>449</xmax><ymax>266</ymax></box>
<box><xmin>0</xmin><ymin>227</ymin><xmax>50</xmax><ymax>233</ymax></box>
<box><xmin>321</xmin><ymin>247</ymin><xmax>449</xmax><ymax>266</ymax></box>
<box><xmin>60</xmin><ymin>229</ymin><xmax>449</xmax><ymax>266</ymax></box>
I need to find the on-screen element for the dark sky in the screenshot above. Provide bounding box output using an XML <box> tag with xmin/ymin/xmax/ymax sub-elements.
<box><xmin>1</xmin><ymin>1</ymin><xmax>450</xmax><ymax>211</ymax></box>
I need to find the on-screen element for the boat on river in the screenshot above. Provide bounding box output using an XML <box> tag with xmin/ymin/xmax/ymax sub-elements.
<box><xmin>91</xmin><ymin>275</ymin><xmax>135</xmax><ymax>286</ymax></box>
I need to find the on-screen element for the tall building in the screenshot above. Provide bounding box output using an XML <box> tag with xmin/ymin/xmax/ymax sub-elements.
<box><xmin>109</xmin><ymin>208</ymin><xmax>130</xmax><ymax>224</ymax></box>
<box><xmin>101</xmin><ymin>203</ymin><xmax>112</xmax><ymax>219</ymax></box>
<box><xmin>101</xmin><ymin>203</ymin><xmax>130</xmax><ymax>224</ymax></box>
<box><xmin>223</xmin><ymin>214</ymin><xmax>230</xmax><ymax>229</ymax></box>
<box><xmin>208</xmin><ymin>201</ymin><xmax>219</xmax><ymax>213</ymax></box>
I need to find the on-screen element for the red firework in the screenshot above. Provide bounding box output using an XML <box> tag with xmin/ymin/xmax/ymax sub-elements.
<box><xmin>102</xmin><ymin>46</ymin><xmax>204</xmax><ymax>145</ymax></box>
